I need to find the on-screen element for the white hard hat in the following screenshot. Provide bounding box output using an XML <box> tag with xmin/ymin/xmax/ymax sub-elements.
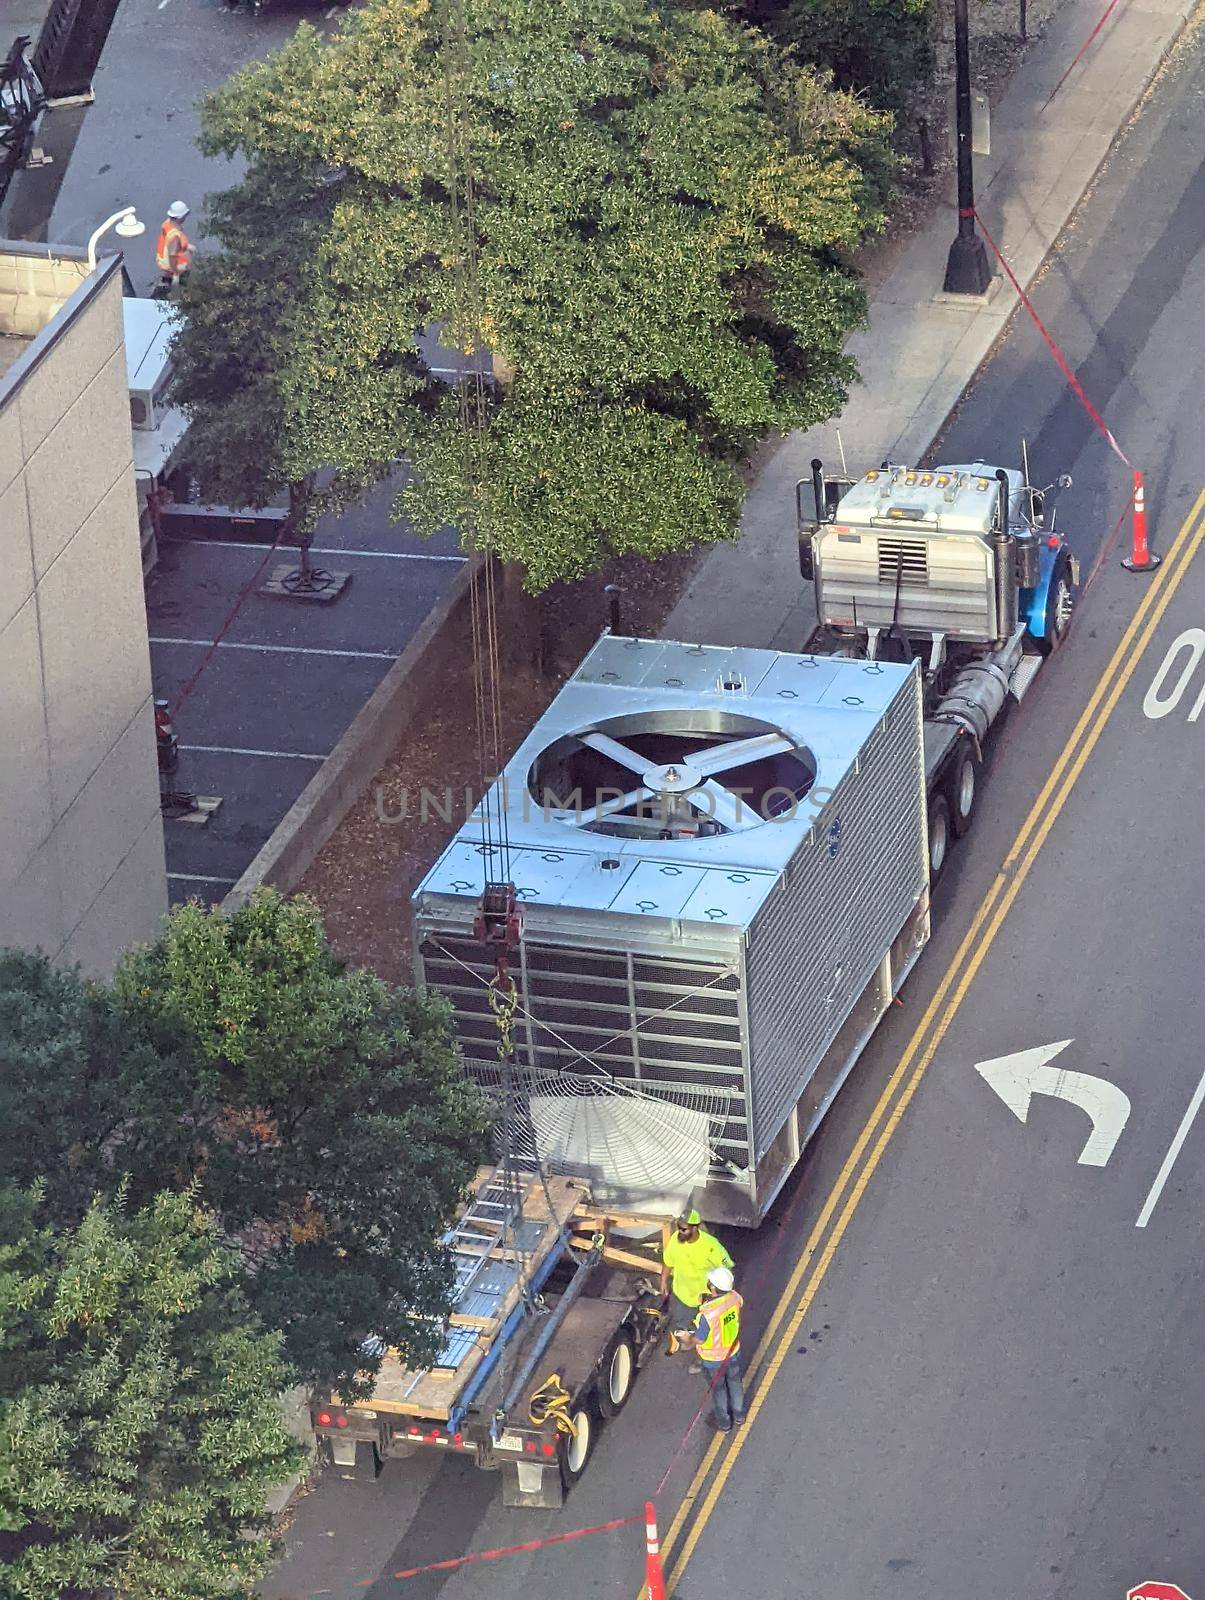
<box><xmin>707</xmin><ymin>1266</ymin><xmax>734</xmax><ymax>1293</ymax></box>
<box><xmin>167</xmin><ymin>200</ymin><xmax>190</xmax><ymax>220</ymax></box>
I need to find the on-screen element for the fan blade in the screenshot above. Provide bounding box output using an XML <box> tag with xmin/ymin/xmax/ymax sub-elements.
<box><xmin>689</xmin><ymin>732</ymin><xmax>797</xmax><ymax>777</ymax></box>
<box><xmin>689</xmin><ymin>780</ymin><xmax>762</xmax><ymax>832</ymax></box>
<box><xmin>579</xmin><ymin>731</ymin><xmax>649</xmax><ymax>776</ymax></box>
<box><xmin>569</xmin><ymin>788</ymin><xmax>650</xmax><ymax>825</ymax></box>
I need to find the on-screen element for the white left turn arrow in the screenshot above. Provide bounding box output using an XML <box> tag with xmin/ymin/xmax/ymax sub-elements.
<box><xmin>975</xmin><ymin>1040</ymin><xmax>1130</xmax><ymax>1168</ymax></box>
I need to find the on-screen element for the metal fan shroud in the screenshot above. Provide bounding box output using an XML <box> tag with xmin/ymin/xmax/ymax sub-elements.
<box><xmin>528</xmin><ymin>710</ymin><xmax>817</xmax><ymax>839</ymax></box>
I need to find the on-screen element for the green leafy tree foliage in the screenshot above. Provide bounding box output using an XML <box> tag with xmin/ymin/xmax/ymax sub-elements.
<box><xmin>170</xmin><ymin>0</ymin><xmax>894</xmax><ymax>589</ymax></box>
<box><xmin>0</xmin><ymin>1187</ymin><xmax>302</xmax><ymax>1600</ymax></box>
<box><xmin>736</xmin><ymin>0</ymin><xmax>933</xmax><ymax>116</ymax></box>
<box><xmin>0</xmin><ymin>893</ymin><xmax>489</xmax><ymax>1397</ymax></box>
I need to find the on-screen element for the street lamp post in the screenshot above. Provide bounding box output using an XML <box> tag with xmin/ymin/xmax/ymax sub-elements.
<box><xmin>86</xmin><ymin>205</ymin><xmax>145</xmax><ymax>271</ymax></box>
<box><xmin>942</xmin><ymin>0</ymin><xmax>992</xmax><ymax>295</ymax></box>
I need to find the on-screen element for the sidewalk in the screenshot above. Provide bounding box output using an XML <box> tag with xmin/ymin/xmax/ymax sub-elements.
<box><xmin>664</xmin><ymin>0</ymin><xmax>1196</xmax><ymax>651</ymax></box>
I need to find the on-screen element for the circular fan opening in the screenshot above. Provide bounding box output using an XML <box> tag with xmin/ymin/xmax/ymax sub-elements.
<box><xmin>527</xmin><ymin>711</ymin><xmax>815</xmax><ymax>839</ymax></box>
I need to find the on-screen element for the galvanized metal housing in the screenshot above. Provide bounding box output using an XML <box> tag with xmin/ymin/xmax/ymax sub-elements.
<box><xmin>413</xmin><ymin>636</ymin><xmax>929</xmax><ymax>1225</ymax></box>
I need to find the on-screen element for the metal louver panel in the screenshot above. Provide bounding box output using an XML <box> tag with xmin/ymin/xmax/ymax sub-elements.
<box><xmin>877</xmin><ymin>538</ymin><xmax>929</xmax><ymax>586</ymax></box>
<box><xmin>744</xmin><ymin>670</ymin><xmax>926</xmax><ymax>1156</ymax></box>
<box><xmin>418</xmin><ymin>936</ymin><xmax>751</xmax><ymax>1172</ymax></box>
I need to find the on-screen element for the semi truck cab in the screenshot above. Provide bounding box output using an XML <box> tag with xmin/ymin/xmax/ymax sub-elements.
<box><xmin>798</xmin><ymin>459</ymin><xmax>1078</xmax><ymax>668</ymax></box>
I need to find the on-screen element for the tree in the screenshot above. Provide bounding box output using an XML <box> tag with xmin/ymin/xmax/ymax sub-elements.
<box><xmin>0</xmin><ymin>893</ymin><xmax>490</xmax><ymax>1397</ymax></box>
<box><xmin>169</xmin><ymin>0</ymin><xmax>895</xmax><ymax>590</ymax></box>
<box><xmin>0</xmin><ymin>950</ymin><xmax>131</xmax><ymax>1218</ymax></box>
<box><xmin>733</xmin><ymin>0</ymin><xmax>934</xmax><ymax>117</ymax></box>
<box><xmin>0</xmin><ymin>1187</ymin><xmax>302</xmax><ymax>1600</ymax></box>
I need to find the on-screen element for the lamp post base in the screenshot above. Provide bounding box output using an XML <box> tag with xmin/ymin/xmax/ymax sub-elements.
<box><xmin>943</xmin><ymin>231</ymin><xmax>992</xmax><ymax>295</ymax></box>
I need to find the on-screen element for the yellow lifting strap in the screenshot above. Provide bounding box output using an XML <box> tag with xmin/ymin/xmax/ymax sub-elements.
<box><xmin>488</xmin><ymin>971</ymin><xmax>519</xmax><ymax>1060</ymax></box>
<box><xmin>528</xmin><ymin>1373</ymin><xmax>576</xmax><ymax>1438</ymax></box>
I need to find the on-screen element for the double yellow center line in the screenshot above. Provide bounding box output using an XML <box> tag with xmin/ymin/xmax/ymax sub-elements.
<box><xmin>653</xmin><ymin>486</ymin><xmax>1205</xmax><ymax>1593</ymax></box>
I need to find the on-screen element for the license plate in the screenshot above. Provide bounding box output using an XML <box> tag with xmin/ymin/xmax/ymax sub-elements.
<box><xmin>494</xmin><ymin>1432</ymin><xmax>525</xmax><ymax>1453</ymax></box>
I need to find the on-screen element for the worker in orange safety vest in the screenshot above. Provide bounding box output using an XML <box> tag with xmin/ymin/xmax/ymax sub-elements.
<box><xmin>692</xmin><ymin>1266</ymin><xmax>745</xmax><ymax>1433</ymax></box>
<box><xmin>156</xmin><ymin>200</ymin><xmax>192</xmax><ymax>289</ymax></box>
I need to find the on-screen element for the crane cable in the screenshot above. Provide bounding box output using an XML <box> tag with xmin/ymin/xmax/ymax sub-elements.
<box><xmin>436</xmin><ymin>0</ymin><xmax>510</xmax><ymax>886</ymax></box>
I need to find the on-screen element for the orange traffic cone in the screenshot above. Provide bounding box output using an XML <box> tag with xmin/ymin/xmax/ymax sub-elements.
<box><xmin>645</xmin><ymin>1501</ymin><xmax>668</xmax><ymax>1600</ymax></box>
<box><xmin>1122</xmin><ymin>469</ymin><xmax>1161</xmax><ymax>572</ymax></box>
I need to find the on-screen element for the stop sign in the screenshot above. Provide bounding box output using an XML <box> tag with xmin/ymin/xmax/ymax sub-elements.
<box><xmin>1127</xmin><ymin>1584</ymin><xmax>1192</xmax><ymax>1600</ymax></box>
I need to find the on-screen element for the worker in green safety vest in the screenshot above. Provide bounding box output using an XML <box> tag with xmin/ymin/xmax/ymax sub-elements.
<box><xmin>660</xmin><ymin>1209</ymin><xmax>733</xmax><ymax>1371</ymax></box>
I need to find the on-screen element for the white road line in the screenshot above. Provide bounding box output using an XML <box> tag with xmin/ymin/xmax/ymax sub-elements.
<box><xmin>149</xmin><ymin>637</ymin><xmax>397</xmax><ymax>660</ymax></box>
<box><xmin>160</xmin><ymin>537</ymin><xmax>463</xmax><ymax>562</ymax></box>
<box><xmin>1135</xmin><ymin>1066</ymin><xmax>1205</xmax><ymax>1227</ymax></box>
<box><xmin>180</xmin><ymin>744</ymin><xmax>328</xmax><ymax>761</ymax></box>
<box><xmin>167</xmin><ymin>872</ymin><xmax>237</xmax><ymax>886</ymax></box>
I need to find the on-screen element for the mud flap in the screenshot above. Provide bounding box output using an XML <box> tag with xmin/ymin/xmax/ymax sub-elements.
<box><xmin>502</xmin><ymin>1458</ymin><xmax>564</xmax><ymax>1509</ymax></box>
<box><xmin>329</xmin><ymin>1436</ymin><xmax>381</xmax><ymax>1480</ymax></box>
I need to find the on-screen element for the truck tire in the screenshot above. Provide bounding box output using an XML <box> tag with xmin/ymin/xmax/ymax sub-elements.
<box><xmin>945</xmin><ymin>745</ymin><xmax>980</xmax><ymax>839</ymax></box>
<box><xmin>928</xmin><ymin>793</ymin><xmax>951</xmax><ymax>881</ymax></box>
<box><xmin>598</xmin><ymin>1330</ymin><xmax>637</xmax><ymax>1419</ymax></box>
<box><xmin>558</xmin><ymin>1401</ymin><xmax>597</xmax><ymax>1489</ymax></box>
<box><xmin>1037</xmin><ymin>554</ymin><xmax>1075</xmax><ymax>655</ymax></box>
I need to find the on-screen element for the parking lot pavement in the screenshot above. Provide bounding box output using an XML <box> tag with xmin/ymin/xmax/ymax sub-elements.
<box><xmin>148</xmin><ymin>473</ymin><xmax>464</xmax><ymax>906</ymax></box>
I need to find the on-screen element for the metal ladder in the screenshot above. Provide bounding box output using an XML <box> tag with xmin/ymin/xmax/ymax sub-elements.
<box><xmin>445</xmin><ymin>1171</ymin><xmax>540</xmax><ymax>1303</ymax></box>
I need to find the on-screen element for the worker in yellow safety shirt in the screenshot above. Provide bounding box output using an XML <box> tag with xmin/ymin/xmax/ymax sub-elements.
<box><xmin>693</xmin><ymin>1266</ymin><xmax>745</xmax><ymax>1433</ymax></box>
<box><xmin>660</xmin><ymin>1209</ymin><xmax>733</xmax><ymax>1370</ymax></box>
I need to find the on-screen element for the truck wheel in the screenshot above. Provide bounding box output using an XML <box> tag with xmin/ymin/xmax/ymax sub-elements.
<box><xmin>598</xmin><ymin>1331</ymin><xmax>637</xmax><ymax>1419</ymax></box>
<box><xmin>1038</xmin><ymin>555</ymin><xmax>1075</xmax><ymax>655</ymax></box>
<box><xmin>928</xmin><ymin>793</ymin><xmax>951</xmax><ymax>881</ymax></box>
<box><xmin>559</xmin><ymin>1402</ymin><xmax>597</xmax><ymax>1489</ymax></box>
<box><xmin>946</xmin><ymin>746</ymin><xmax>980</xmax><ymax>839</ymax></box>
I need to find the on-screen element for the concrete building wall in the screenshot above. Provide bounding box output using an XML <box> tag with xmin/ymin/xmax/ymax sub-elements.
<box><xmin>0</xmin><ymin>246</ymin><xmax>166</xmax><ymax>974</ymax></box>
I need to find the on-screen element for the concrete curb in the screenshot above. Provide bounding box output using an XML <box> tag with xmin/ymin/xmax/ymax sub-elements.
<box><xmin>222</xmin><ymin>554</ymin><xmax>484</xmax><ymax>912</ymax></box>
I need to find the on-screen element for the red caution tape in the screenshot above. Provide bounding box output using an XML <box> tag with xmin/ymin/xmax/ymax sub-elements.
<box><xmin>972</xmin><ymin>207</ymin><xmax>1131</xmax><ymax>469</ymax></box>
<box><xmin>1083</xmin><ymin>491</ymin><xmax>1132</xmax><ymax>592</ymax></box>
<box><xmin>172</xmin><ymin>525</ymin><xmax>288</xmax><ymax>717</ymax></box>
<box><xmin>1043</xmin><ymin>0</ymin><xmax>1124</xmax><ymax>108</ymax></box>
<box><xmin>362</xmin><ymin>1514</ymin><xmax>641</xmax><ymax>1586</ymax></box>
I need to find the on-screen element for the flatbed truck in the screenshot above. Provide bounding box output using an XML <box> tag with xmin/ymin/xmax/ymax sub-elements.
<box><xmin>314</xmin><ymin>454</ymin><xmax>1082</xmax><ymax>1500</ymax></box>
<box><xmin>311</xmin><ymin>1171</ymin><xmax>668</xmax><ymax>1508</ymax></box>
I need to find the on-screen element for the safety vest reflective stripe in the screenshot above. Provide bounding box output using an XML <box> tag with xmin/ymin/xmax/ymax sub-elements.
<box><xmin>695</xmin><ymin>1291</ymin><xmax>741</xmax><ymax>1361</ymax></box>
<box><xmin>156</xmin><ymin>223</ymin><xmax>190</xmax><ymax>273</ymax></box>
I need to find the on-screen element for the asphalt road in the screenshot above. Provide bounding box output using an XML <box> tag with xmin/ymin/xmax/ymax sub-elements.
<box><xmin>263</xmin><ymin>21</ymin><xmax>1205</xmax><ymax>1600</ymax></box>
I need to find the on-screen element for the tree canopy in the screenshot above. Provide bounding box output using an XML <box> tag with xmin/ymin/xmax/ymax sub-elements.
<box><xmin>170</xmin><ymin>0</ymin><xmax>895</xmax><ymax>589</ymax></box>
<box><xmin>0</xmin><ymin>1187</ymin><xmax>302</xmax><ymax>1600</ymax></box>
<box><xmin>734</xmin><ymin>0</ymin><xmax>933</xmax><ymax>117</ymax></box>
<box><xmin>0</xmin><ymin>893</ymin><xmax>489</xmax><ymax>1397</ymax></box>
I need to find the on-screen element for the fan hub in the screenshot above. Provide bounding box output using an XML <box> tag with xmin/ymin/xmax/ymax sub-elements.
<box><xmin>643</xmin><ymin>761</ymin><xmax>703</xmax><ymax>797</ymax></box>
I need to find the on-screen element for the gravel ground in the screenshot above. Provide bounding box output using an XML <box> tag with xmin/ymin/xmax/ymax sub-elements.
<box><xmin>298</xmin><ymin>0</ymin><xmax>1077</xmax><ymax>980</ymax></box>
